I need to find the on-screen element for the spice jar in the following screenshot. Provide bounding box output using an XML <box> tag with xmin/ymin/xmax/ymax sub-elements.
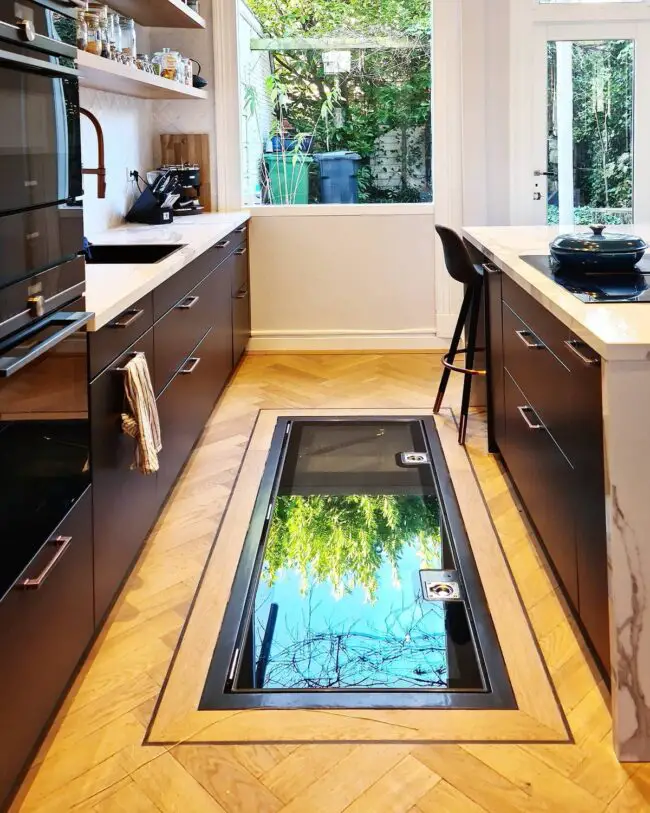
<box><xmin>84</xmin><ymin>12</ymin><xmax>102</xmax><ymax>56</ymax></box>
<box><xmin>183</xmin><ymin>57</ymin><xmax>193</xmax><ymax>86</ymax></box>
<box><xmin>88</xmin><ymin>3</ymin><xmax>109</xmax><ymax>57</ymax></box>
<box><xmin>76</xmin><ymin>11</ymin><xmax>88</xmax><ymax>51</ymax></box>
<box><xmin>119</xmin><ymin>17</ymin><xmax>137</xmax><ymax>61</ymax></box>
<box><xmin>151</xmin><ymin>51</ymin><xmax>162</xmax><ymax>76</ymax></box>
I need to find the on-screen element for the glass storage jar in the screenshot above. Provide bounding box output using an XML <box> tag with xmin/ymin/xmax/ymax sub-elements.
<box><xmin>84</xmin><ymin>12</ymin><xmax>102</xmax><ymax>56</ymax></box>
<box><xmin>119</xmin><ymin>16</ymin><xmax>136</xmax><ymax>62</ymax></box>
<box><xmin>76</xmin><ymin>11</ymin><xmax>88</xmax><ymax>51</ymax></box>
<box><xmin>158</xmin><ymin>47</ymin><xmax>179</xmax><ymax>81</ymax></box>
<box><xmin>183</xmin><ymin>57</ymin><xmax>193</xmax><ymax>86</ymax></box>
<box><xmin>151</xmin><ymin>51</ymin><xmax>162</xmax><ymax>76</ymax></box>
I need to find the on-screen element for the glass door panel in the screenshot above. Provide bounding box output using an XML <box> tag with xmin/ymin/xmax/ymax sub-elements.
<box><xmin>545</xmin><ymin>38</ymin><xmax>634</xmax><ymax>225</ymax></box>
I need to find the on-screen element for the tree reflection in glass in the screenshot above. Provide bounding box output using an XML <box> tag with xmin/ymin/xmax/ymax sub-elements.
<box><xmin>234</xmin><ymin>493</ymin><xmax>482</xmax><ymax>691</ymax></box>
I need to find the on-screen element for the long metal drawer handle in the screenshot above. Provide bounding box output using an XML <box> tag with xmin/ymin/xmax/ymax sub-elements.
<box><xmin>518</xmin><ymin>405</ymin><xmax>544</xmax><ymax>431</ymax></box>
<box><xmin>111</xmin><ymin>308</ymin><xmax>144</xmax><ymax>329</ymax></box>
<box><xmin>564</xmin><ymin>339</ymin><xmax>600</xmax><ymax>367</ymax></box>
<box><xmin>216</xmin><ymin>239</ymin><xmax>231</xmax><ymax>249</ymax></box>
<box><xmin>0</xmin><ymin>311</ymin><xmax>92</xmax><ymax>378</ymax></box>
<box><xmin>234</xmin><ymin>226</ymin><xmax>247</xmax><ymax>234</ymax></box>
<box><xmin>15</xmin><ymin>537</ymin><xmax>72</xmax><ymax>590</ymax></box>
<box><xmin>516</xmin><ymin>329</ymin><xmax>543</xmax><ymax>350</ymax></box>
<box><xmin>180</xmin><ymin>357</ymin><xmax>201</xmax><ymax>375</ymax></box>
<box><xmin>235</xmin><ymin>286</ymin><xmax>249</xmax><ymax>300</ymax></box>
<box><xmin>482</xmin><ymin>262</ymin><xmax>499</xmax><ymax>273</ymax></box>
<box><xmin>178</xmin><ymin>295</ymin><xmax>200</xmax><ymax>310</ymax></box>
<box><xmin>234</xmin><ymin>247</ymin><xmax>248</xmax><ymax>256</ymax></box>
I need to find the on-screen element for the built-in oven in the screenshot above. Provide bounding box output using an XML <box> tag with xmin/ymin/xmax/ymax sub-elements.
<box><xmin>0</xmin><ymin>297</ymin><xmax>91</xmax><ymax>603</ymax></box>
<box><xmin>0</xmin><ymin>0</ymin><xmax>83</xmax><ymax>215</ymax></box>
<box><xmin>0</xmin><ymin>0</ymin><xmax>85</xmax><ymax>340</ymax></box>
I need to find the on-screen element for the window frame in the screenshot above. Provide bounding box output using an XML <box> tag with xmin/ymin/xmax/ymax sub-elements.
<box><xmin>530</xmin><ymin>0</ymin><xmax>650</xmax><ymax>24</ymax></box>
<box><xmin>232</xmin><ymin>0</ymin><xmax>435</xmax><ymax>214</ymax></box>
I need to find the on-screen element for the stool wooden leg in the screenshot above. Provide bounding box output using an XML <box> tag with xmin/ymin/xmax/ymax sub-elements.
<box><xmin>458</xmin><ymin>279</ymin><xmax>483</xmax><ymax>444</ymax></box>
<box><xmin>434</xmin><ymin>286</ymin><xmax>473</xmax><ymax>414</ymax></box>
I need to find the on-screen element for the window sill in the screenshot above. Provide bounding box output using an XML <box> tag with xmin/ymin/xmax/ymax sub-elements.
<box><xmin>248</xmin><ymin>203</ymin><xmax>435</xmax><ymax>217</ymax></box>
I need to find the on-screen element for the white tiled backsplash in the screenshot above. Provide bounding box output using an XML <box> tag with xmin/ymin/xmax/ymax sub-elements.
<box><xmin>80</xmin><ymin>88</ymin><xmax>154</xmax><ymax>236</ymax></box>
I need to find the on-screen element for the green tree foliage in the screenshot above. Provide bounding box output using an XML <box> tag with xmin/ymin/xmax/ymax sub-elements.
<box><xmin>247</xmin><ymin>0</ymin><xmax>432</xmax><ymax>201</ymax></box>
<box><xmin>548</xmin><ymin>40</ymin><xmax>633</xmax><ymax>221</ymax></box>
<box><xmin>264</xmin><ymin>494</ymin><xmax>441</xmax><ymax>600</ymax></box>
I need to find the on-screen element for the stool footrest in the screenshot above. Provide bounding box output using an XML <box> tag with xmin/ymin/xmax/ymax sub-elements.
<box><xmin>441</xmin><ymin>347</ymin><xmax>487</xmax><ymax>377</ymax></box>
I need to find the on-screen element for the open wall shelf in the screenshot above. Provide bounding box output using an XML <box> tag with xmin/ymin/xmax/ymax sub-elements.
<box><xmin>77</xmin><ymin>51</ymin><xmax>208</xmax><ymax>100</ymax></box>
<box><xmin>103</xmin><ymin>0</ymin><xmax>206</xmax><ymax>28</ymax></box>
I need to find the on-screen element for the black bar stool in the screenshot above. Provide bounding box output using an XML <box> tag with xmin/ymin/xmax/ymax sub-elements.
<box><xmin>433</xmin><ymin>225</ymin><xmax>486</xmax><ymax>445</ymax></box>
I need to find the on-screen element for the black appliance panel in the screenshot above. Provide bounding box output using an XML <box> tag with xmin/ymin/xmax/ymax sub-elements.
<box><xmin>0</xmin><ymin>203</ymin><xmax>82</xmax><ymax>291</ymax></box>
<box><xmin>521</xmin><ymin>254</ymin><xmax>650</xmax><ymax>303</ymax></box>
<box><xmin>0</xmin><ymin>296</ymin><xmax>91</xmax><ymax>601</ymax></box>
<box><xmin>0</xmin><ymin>252</ymin><xmax>84</xmax><ymax>341</ymax></box>
<box><xmin>0</xmin><ymin>1</ymin><xmax>82</xmax><ymax>215</ymax></box>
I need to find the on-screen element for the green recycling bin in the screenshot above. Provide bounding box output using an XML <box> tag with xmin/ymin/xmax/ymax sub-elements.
<box><xmin>264</xmin><ymin>153</ymin><xmax>313</xmax><ymax>205</ymax></box>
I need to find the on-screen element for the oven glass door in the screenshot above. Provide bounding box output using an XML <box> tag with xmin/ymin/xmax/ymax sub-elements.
<box><xmin>0</xmin><ymin>302</ymin><xmax>91</xmax><ymax>601</ymax></box>
<box><xmin>0</xmin><ymin>64</ymin><xmax>81</xmax><ymax>216</ymax></box>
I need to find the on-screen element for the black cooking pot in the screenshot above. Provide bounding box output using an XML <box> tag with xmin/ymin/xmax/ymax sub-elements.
<box><xmin>550</xmin><ymin>225</ymin><xmax>648</xmax><ymax>271</ymax></box>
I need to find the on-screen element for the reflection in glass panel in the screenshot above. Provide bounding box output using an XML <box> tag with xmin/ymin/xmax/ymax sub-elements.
<box><xmin>231</xmin><ymin>421</ymin><xmax>485</xmax><ymax>693</ymax></box>
<box><xmin>546</xmin><ymin>39</ymin><xmax>634</xmax><ymax>225</ymax></box>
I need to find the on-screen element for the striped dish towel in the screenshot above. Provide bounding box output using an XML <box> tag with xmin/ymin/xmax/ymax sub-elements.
<box><xmin>121</xmin><ymin>352</ymin><xmax>162</xmax><ymax>475</ymax></box>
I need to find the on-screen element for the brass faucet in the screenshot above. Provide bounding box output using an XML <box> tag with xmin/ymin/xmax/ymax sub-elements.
<box><xmin>80</xmin><ymin>107</ymin><xmax>107</xmax><ymax>199</ymax></box>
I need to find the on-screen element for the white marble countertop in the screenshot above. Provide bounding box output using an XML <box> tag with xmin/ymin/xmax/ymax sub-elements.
<box><xmin>85</xmin><ymin>212</ymin><xmax>250</xmax><ymax>331</ymax></box>
<box><xmin>463</xmin><ymin>224</ymin><xmax>650</xmax><ymax>362</ymax></box>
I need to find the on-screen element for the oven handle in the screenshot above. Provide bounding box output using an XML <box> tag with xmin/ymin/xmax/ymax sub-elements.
<box><xmin>0</xmin><ymin>46</ymin><xmax>79</xmax><ymax>78</ymax></box>
<box><xmin>0</xmin><ymin>311</ymin><xmax>92</xmax><ymax>378</ymax></box>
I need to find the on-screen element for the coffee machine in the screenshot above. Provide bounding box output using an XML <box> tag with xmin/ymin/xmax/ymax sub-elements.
<box><xmin>158</xmin><ymin>163</ymin><xmax>204</xmax><ymax>216</ymax></box>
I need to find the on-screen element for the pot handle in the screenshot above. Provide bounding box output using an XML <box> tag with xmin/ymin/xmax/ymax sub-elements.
<box><xmin>191</xmin><ymin>58</ymin><xmax>202</xmax><ymax>74</ymax></box>
<box><xmin>589</xmin><ymin>224</ymin><xmax>606</xmax><ymax>236</ymax></box>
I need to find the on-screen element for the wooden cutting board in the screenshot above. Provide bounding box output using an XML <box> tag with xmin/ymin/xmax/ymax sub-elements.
<box><xmin>160</xmin><ymin>133</ymin><xmax>213</xmax><ymax>212</ymax></box>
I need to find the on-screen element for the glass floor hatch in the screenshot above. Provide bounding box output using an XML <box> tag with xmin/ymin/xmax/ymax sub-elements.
<box><xmin>200</xmin><ymin>419</ymin><xmax>514</xmax><ymax>711</ymax></box>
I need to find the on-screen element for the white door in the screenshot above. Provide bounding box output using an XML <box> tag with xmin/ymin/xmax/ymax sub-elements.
<box><xmin>523</xmin><ymin>21</ymin><xmax>650</xmax><ymax>226</ymax></box>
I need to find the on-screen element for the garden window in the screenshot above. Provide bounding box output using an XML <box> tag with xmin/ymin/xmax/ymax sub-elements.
<box><xmin>239</xmin><ymin>0</ymin><xmax>432</xmax><ymax>206</ymax></box>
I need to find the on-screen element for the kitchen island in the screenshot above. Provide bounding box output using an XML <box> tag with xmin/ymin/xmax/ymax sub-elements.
<box><xmin>464</xmin><ymin>225</ymin><xmax>650</xmax><ymax>762</ymax></box>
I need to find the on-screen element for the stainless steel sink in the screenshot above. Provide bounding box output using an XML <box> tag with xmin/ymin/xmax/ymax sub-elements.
<box><xmin>84</xmin><ymin>244</ymin><xmax>185</xmax><ymax>264</ymax></box>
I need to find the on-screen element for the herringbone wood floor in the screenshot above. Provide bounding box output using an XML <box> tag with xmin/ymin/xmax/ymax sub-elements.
<box><xmin>10</xmin><ymin>354</ymin><xmax>650</xmax><ymax>812</ymax></box>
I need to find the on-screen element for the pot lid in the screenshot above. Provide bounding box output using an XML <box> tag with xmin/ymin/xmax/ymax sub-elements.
<box><xmin>551</xmin><ymin>225</ymin><xmax>648</xmax><ymax>254</ymax></box>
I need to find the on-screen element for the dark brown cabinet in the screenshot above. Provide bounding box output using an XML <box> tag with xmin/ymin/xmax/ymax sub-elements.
<box><xmin>485</xmin><ymin>262</ymin><xmax>609</xmax><ymax>676</ymax></box>
<box><xmin>90</xmin><ymin>329</ymin><xmax>159</xmax><ymax>623</ymax></box>
<box><xmin>88</xmin><ymin>223</ymin><xmax>249</xmax><ymax>623</ymax></box>
<box><xmin>0</xmin><ymin>489</ymin><xmax>93</xmax><ymax>811</ymax></box>
<box><xmin>231</xmin><ymin>246</ymin><xmax>250</xmax><ymax>366</ymax></box>
<box><xmin>157</xmin><ymin>327</ymin><xmax>222</xmax><ymax>501</ymax></box>
<box><xmin>154</xmin><ymin>269</ymin><xmax>220</xmax><ymax>395</ymax></box>
<box><xmin>503</xmin><ymin>370</ymin><xmax>579</xmax><ymax>608</ymax></box>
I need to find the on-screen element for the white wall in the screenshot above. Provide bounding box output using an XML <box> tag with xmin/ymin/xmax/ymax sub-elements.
<box><xmin>80</xmin><ymin>88</ymin><xmax>154</xmax><ymax>235</ymax></box>
<box><xmin>249</xmin><ymin>208</ymin><xmax>441</xmax><ymax>350</ymax></box>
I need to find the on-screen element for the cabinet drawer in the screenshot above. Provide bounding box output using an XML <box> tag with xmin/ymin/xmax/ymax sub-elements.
<box><xmin>90</xmin><ymin>329</ymin><xmax>159</xmax><ymax>622</ymax></box>
<box><xmin>502</xmin><ymin>274</ymin><xmax>574</xmax><ymax>362</ymax></box>
<box><xmin>502</xmin><ymin>302</ymin><xmax>573</xmax><ymax>454</ymax></box>
<box><xmin>154</xmin><ymin>269</ymin><xmax>219</xmax><ymax>395</ymax></box>
<box><xmin>88</xmin><ymin>294</ymin><xmax>154</xmax><ymax>380</ymax></box>
<box><xmin>0</xmin><ymin>488</ymin><xmax>93</xmax><ymax>810</ymax></box>
<box><xmin>503</xmin><ymin>370</ymin><xmax>579</xmax><ymax>608</ymax></box>
<box><xmin>157</xmin><ymin>328</ymin><xmax>221</xmax><ymax>502</ymax></box>
<box><xmin>154</xmin><ymin>231</ymin><xmax>242</xmax><ymax>321</ymax></box>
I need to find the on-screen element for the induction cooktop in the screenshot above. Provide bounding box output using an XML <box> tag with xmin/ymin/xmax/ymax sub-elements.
<box><xmin>520</xmin><ymin>254</ymin><xmax>650</xmax><ymax>303</ymax></box>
